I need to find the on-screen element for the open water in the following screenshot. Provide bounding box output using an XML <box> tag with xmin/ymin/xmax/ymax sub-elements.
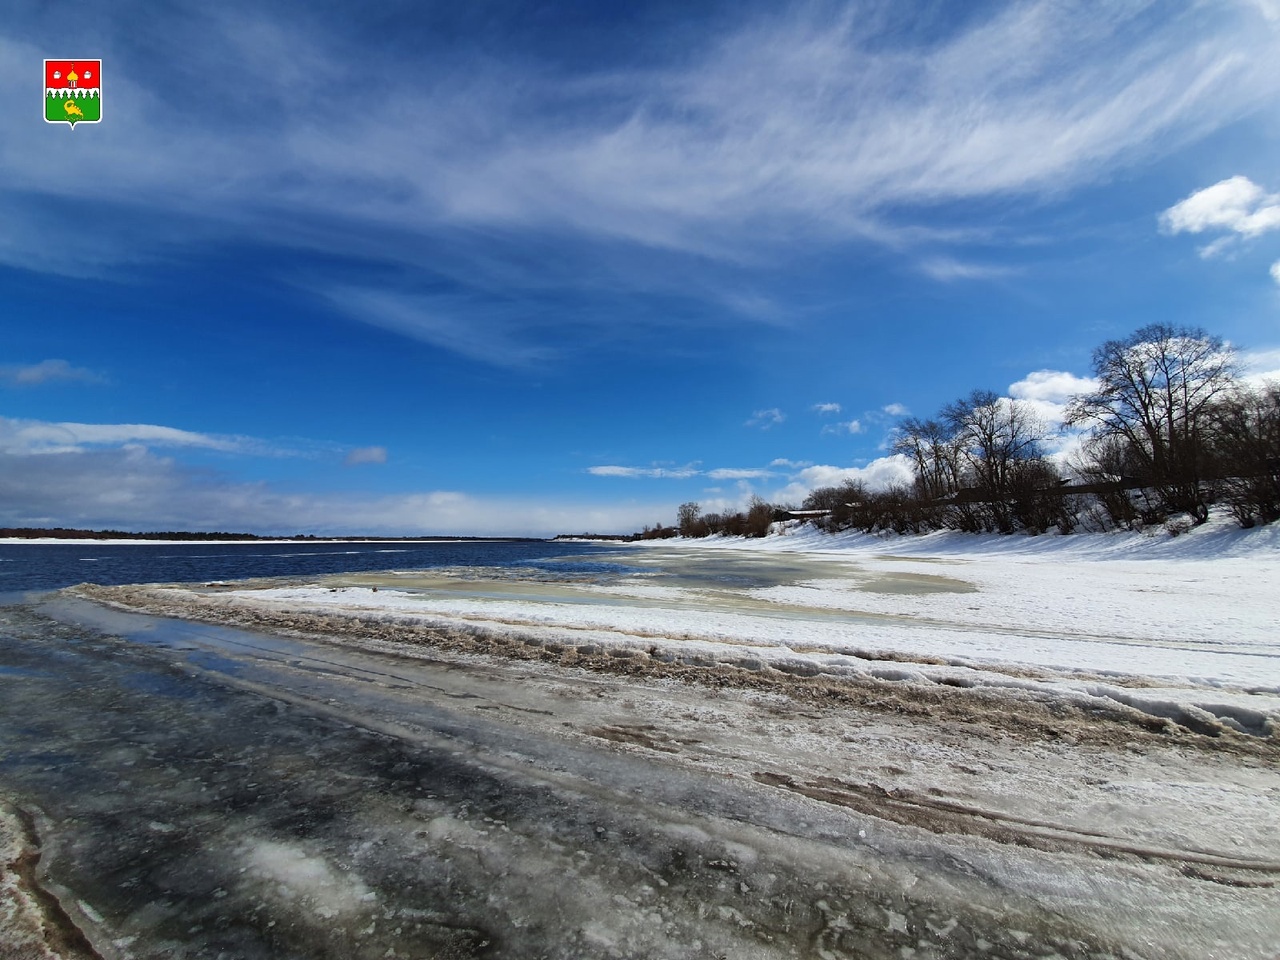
<box><xmin>0</xmin><ymin>539</ymin><xmax>631</xmax><ymax>595</ymax></box>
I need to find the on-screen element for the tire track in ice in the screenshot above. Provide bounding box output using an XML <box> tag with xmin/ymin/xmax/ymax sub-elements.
<box><xmin>750</xmin><ymin>772</ymin><xmax>1280</xmax><ymax>877</ymax></box>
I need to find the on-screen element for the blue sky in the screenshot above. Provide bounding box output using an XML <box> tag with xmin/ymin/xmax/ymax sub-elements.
<box><xmin>3</xmin><ymin>0</ymin><xmax>1280</xmax><ymax>536</ymax></box>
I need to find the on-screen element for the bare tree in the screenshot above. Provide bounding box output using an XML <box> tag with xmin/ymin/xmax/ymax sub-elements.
<box><xmin>1007</xmin><ymin>458</ymin><xmax>1073</xmax><ymax>534</ymax></box>
<box><xmin>744</xmin><ymin>496</ymin><xmax>775</xmax><ymax>537</ymax></box>
<box><xmin>1208</xmin><ymin>381</ymin><xmax>1280</xmax><ymax>526</ymax></box>
<box><xmin>1068</xmin><ymin>435</ymin><xmax>1144</xmax><ymax>529</ymax></box>
<box><xmin>676</xmin><ymin>501</ymin><xmax>704</xmax><ymax>537</ymax></box>
<box><xmin>892</xmin><ymin>417</ymin><xmax>963</xmax><ymax>501</ymax></box>
<box><xmin>859</xmin><ymin>483</ymin><xmax>930</xmax><ymax>534</ymax></box>
<box><xmin>943</xmin><ymin>390</ymin><xmax>1051</xmax><ymax>531</ymax></box>
<box><xmin>1066</xmin><ymin>324</ymin><xmax>1236</xmax><ymax>524</ymax></box>
<box><xmin>803</xmin><ymin>482</ymin><xmax>856</xmax><ymax>512</ymax></box>
<box><xmin>803</xmin><ymin>480</ymin><xmax>869</xmax><ymax>532</ymax></box>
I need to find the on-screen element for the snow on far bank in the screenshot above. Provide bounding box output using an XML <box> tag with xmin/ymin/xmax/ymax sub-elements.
<box><xmin>673</xmin><ymin>512</ymin><xmax>1280</xmax><ymax>562</ymax></box>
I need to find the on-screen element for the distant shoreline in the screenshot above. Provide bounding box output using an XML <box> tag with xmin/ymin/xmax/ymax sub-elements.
<box><xmin>0</xmin><ymin>528</ymin><xmax>546</xmax><ymax>544</ymax></box>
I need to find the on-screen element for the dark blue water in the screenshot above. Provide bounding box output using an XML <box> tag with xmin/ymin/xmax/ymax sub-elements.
<box><xmin>0</xmin><ymin>540</ymin><xmax>630</xmax><ymax>594</ymax></box>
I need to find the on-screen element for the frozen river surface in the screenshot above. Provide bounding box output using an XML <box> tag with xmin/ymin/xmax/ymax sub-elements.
<box><xmin>2</xmin><ymin>529</ymin><xmax>1280</xmax><ymax>958</ymax></box>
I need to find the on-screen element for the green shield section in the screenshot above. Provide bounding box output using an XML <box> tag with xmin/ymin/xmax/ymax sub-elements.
<box><xmin>46</xmin><ymin>93</ymin><xmax>101</xmax><ymax>125</ymax></box>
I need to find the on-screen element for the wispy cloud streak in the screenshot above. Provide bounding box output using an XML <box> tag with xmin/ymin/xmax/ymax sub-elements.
<box><xmin>0</xmin><ymin>360</ymin><xmax>103</xmax><ymax>387</ymax></box>
<box><xmin>4</xmin><ymin>2</ymin><xmax>1277</xmax><ymax>267</ymax></box>
<box><xmin>2</xmin><ymin>2</ymin><xmax>1278</xmax><ymax>371</ymax></box>
<box><xmin>0</xmin><ymin>415</ymin><xmax>339</xmax><ymax>461</ymax></box>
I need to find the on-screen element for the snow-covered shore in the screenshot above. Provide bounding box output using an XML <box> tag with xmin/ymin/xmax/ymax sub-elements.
<box><xmin>77</xmin><ymin>517</ymin><xmax>1280</xmax><ymax>743</ymax></box>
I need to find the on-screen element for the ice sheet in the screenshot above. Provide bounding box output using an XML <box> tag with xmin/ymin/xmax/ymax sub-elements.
<box><xmin>160</xmin><ymin>520</ymin><xmax>1279</xmax><ymax>737</ymax></box>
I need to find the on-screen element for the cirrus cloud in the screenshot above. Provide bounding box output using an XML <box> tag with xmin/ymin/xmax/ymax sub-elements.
<box><xmin>746</xmin><ymin>408</ymin><xmax>786</xmax><ymax>429</ymax></box>
<box><xmin>0</xmin><ymin>416</ymin><xmax>246</xmax><ymax>456</ymax></box>
<box><xmin>706</xmin><ymin>467</ymin><xmax>775</xmax><ymax>481</ymax></box>
<box><xmin>821</xmin><ymin>419</ymin><xmax>864</xmax><ymax>436</ymax></box>
<box><xmin>0</xmin><ymin>359</ymin><xmax>104</xmax><ymax>387</ymax></box>
<box><xmin>4</xmin><ymin>0</ymin><xmax>1277</xmax><ymax>286</ymax></box>
<box><xmin>345</xmin><ymin>445</ymin><xmax>387</xmax><ymax>466</ymax></box>
<box><xmin>587</xmin><ymin>463</ymin><xmax>701</xmax><ymax>479</ymax></box>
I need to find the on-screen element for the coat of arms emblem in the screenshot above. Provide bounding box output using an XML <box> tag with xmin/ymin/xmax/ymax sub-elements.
<box><xmin>45</xmin><ymin>60</ymin><xmax>101</xmax><ymax>128</ymax></box>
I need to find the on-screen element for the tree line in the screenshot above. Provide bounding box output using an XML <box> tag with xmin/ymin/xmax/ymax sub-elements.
<box><xmin>0</xmin><ymin>527</ymin><xmax>269</xmax><ymax>541</ymax></box>
<box><xmin>634</xmin><ymin>496</ymin><xmax>782</xmax><ymax>540</ymax></box>
<box><xmin>663</xmin><ymin>324</ymin><xmax>1280</xmax><ymax>539</ymax></box>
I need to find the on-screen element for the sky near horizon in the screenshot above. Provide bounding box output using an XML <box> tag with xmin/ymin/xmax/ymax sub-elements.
<box><xmin>3</xmin><ymin>0</ymin><xmax>1280</xmax><ymax>536</ymax></box>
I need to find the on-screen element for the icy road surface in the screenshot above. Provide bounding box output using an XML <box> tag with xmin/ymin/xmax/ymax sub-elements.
<box><xmin>2</xmin><ymin>529</ymin><xmax>1280</xmax><ymax>957</ymax></box>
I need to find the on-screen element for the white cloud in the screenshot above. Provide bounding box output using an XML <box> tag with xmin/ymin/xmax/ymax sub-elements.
<box><xmin>812</xmin><ymin>402</ymin><xmax>841</xmax><ymax>414</ymax></box>
<box><xmin>881</xmin><ymin>403</ymin><xmax>909</xmax><ymax>417</ymax></box>
<box><xmin>587</xmin><ymin>464</ymin><xmax>700</xmax><ymax>479</ymax></box>
<box><xmin>345</xmin><ymin>446</ymin><xmax>387</xmax><ymax>466</ymax></box>
<box><xmin>0</xmin><ymin>414</ymin><xmax>346</xmax><ymax>462</ymax></box>
<box><xmin>1160</xmin><ymin>177</ymin><xmax>1280</xmax><ymax>281</ymax></box>
<box><xmin>706</xmin><ymin>467</ymin><xmax>774</xmax><ymax>480</ymax></box>
<box><xmin>745</xmin><ymin>408</ymin><xmax>786</xmax><ymax>429</ymax></box>
<box><xmin>1008</xmin><ymin>370</ymin><xmax>1097</xmax><ymax>404</ymax></box>
<box><xmin>918</xmin><ymin>257</ymin><xmax>1013</xmax><ymax>282</ymax></box>
<box><xmin>0</xmin><ymin>416</ymin><xmax>246</xmax><ymax>455</ymax></box>
<box><xmin>588</xmin><ymin>463</ymin><xmax>778</xmax><ymax>481</ymax></box>
<box><xmin>1196</xmin><ymin>235</ymin><xmax>1237</xmax><ymax>260</ymax></box>
<box><xmin>590</xmin><ymin>454</ymin><xmax>930</xmax><ymax>495</ymax></box>
<box><xmin>821</xmin><ymin>419</ymin><xmax>864</xmax><ymax>436</ymax></box>
<box><xmin>0</xmin><ymin>359</ymin><xmax>103</xmax><ymax>387</ymax></box>
<box><xmin>1007</xmin><ymin>369</ymin><xmax>1098</xmax><ymax>426</ymax></box>
<box><xmin>771</xmin><ymin>455</ymin><xmax>916</xmax><ymax>505</ymax></box>
<box><xmin>1241</xmin><ymin>347</ymin><xmax>1280</xmax><ymax>386</ymax></box>
<box><xmin>1160</xmin><ymin>176</ymin><xmax>1280</xmax><ymax>239</ymax></box>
